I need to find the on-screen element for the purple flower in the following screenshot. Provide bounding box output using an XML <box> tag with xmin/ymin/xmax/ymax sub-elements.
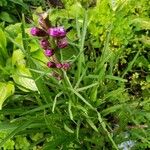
<box><xmin>62</xmin><ymin>63</ymin><xmax>70</xmax><ymax>70</ymax></box>
<box><xmin>45</xmin><ymin>49</ymin><xmax>54</xmax><ymax>57</ymax></box>
<box><xmin>40</xmin><ymin>39</ymin><xmax>50</xmax><ymax>49</ymax></box>
<box><xmin>47</xmin><ymin>61</ymin><xmax>56</xmax><ymax>68</ymax></box>
<box><xmin>30</xmin><ymin>27</ymin><xmax>47</xmax><ymax>36</ymax></box>
<box><xmin>56</xmin><ymin>63</ymin><xmax>63</xmax><ymax>69</ymax></box>
<box><xmin>47</xmin><ymin>27</ymin><xmax>66</xmax><ymax>37</ymax></box>
<box><xmin>57</xmin><ymin>37</ymin><xmax>68</xmax><ymax>48</ymax></box>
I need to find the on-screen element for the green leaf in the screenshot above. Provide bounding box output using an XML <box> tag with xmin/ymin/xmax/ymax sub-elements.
<box><xmin>12</xmin><ymin>49</ymin><xmax>26</xmax><ymax>67</ymax></box>
<box><xmin>0</xmin><ymin>27</ymin><xmax>7</xmax><ymax>49</ymax></box>
<box><xmin>135</xmin><ymin>55</ymin><xmax>149</xmax><ymax>68</ymax></box>
<box><xmin>31</xmin><ymin>49</ymin><xmax>49</xmax><ymax>66</ymax></box>
<box><xmin>0</xmin><ymin>12</ymin><xmax>14</xmax><ymax>23</ymax></box>
<box><xmin>0</xmin><ymin>81</ymin><xmax>15</xmax><ymax>110</ymax></box>
<box><xmin>146</xmin><ymin>75</ymin><xmax>150</xmax><ymax>83</ymax></box>
<box><xmin>5</xmin><ymin>23</ymin><xmax>21</xmax><ymax>36</ymax></box>
<box><xmin>67</xmin><ymin>2</ymin><xmax>84</xmax><ymax>17</ymax></box>
<box><xmin>105</xmin><ymin>75</ymin><xmax>127</xmax><ymax>82</ymax></box>
<box><xmin>86</xmin><ymin>118</ymin><xmax>98</xmax><ymax>132</ymax></box>
<box><xmin>12</xmin><ymin>67</ymin><xmax>38</xmax><ymax>92</ymax></box>
<box><xmin>64</xmin><ymin>123</ymin><xmax>74</xmax><ymax>133</ymax></box>
<box><xmin>132</xmin><ymin>18</ymin><xmax>150</xmax><ymax>30</ymax></box>
<box><xmin>9</xmin><ymin>0</ymin><xmax>29</xmax><ymax>11</ymax></box>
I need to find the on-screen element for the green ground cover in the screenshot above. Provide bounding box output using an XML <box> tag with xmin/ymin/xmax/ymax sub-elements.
<box><xmin>0</xmin><ymin>0</ymin><xmax>150</xmax><ymax>149</ymax></box>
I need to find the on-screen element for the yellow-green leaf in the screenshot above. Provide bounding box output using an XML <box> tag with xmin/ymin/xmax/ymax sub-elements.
<box><xmin>0</xmin><ymin>82</ymin><xmax>15</xmax><ymax>110</ymax></box>
<box><xmin>12</xmin><ymin>49</ymin><xmax>26</xmax><ymax>67</ymax></box>
<box><xmin>12</xmin><ymin>67</ymin><xmax>38</xmax><ymax>92</ymax></box>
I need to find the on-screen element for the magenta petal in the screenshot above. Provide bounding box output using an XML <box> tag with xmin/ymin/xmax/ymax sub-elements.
<box><xmin>45</xmin><ymin>49</ymin><xmax>54</xmax><ymax>57</ymax></box>
<box><xmin>47</xmin><ymin>27</ymin><xmax>66</xmax><ymax>37</ymax></box>
<box><xmin>56</xmin><ymin>63</ymin><xmax>63</xmax><ymax>68</ymax></box>
<box><xmin>40</xmin><ymin>39</ymin><xmax>50</xmax><ymax>49</ymax></box>
<box><xmin>47</xmin><ymin>61</ymin><xmax>56</xmax><ymax>68</ymax></box>
<box><xmin>30</xmin><ymin>27</ymin><xmax>47</xmax><ymax>36</ymax></box>
<box><xmin>62</xmin><ymin>63</ymin><xmax>70</xmax><ymax>70</ymax></box>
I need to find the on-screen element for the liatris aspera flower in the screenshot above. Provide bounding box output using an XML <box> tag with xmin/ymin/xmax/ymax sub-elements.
<box><xmin>56</xmin><ymin>63</ymin><xmax>63</xmax><ymax>69</ymax></box>
<box><xmin>40</xmin><ymin>39</ymin><xmax>50</xmax><ymax>49</ymax></box>
<box><xmin>62</xmin><ymin>63</ymin><xmax>70</xmax><ymax>70</ymax></box>
<box><xmin>47</xmin><ymin>61</ymin><xmax>56</xmax><ymax>68</ymax></box>
<box><xmin>31</xmin><ymin>12</ymin><xmax>71</xmax><ymax>81</ymax></box>
<box><xmin>57</xmin><ymin>37</ymin><xmax>68</xmax><ymax>48</ymax></box>
<box><xmin>30</xmin><ymin>27</ymin><xmax>47</xmax><ymax>36</ymax></box>
<box><xmin>45</xmin><ymin>49</ymin><xmax>54</xmax><ymax>57</ymax></box>
<box><xmin>47</xmin><ymin>27</ymin><xmax>66</xmax><ymax>37</ymax></box>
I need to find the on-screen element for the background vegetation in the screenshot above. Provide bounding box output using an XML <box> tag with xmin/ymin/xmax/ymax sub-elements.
<box><xmin>0</xmin><ymin>0</ymin><xmax>150</xmax><ymax>149</ymax></box>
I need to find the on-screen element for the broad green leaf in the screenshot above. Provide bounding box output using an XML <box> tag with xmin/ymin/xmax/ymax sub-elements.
<box><xmin>14</xmin><ymin>33</ymin><xmax>23</xmax><ymax>49</ymax></box>
<box><xmin>12</xmin><ymin>67</ymin><xmax>38</xmax><ymax>92</ymax></box>
<box><xmin>0</xmin><ymin>82</ymin><xmax>15</xmax><ymax>110</ymax></box>
<box><xmin>67</xmin><ymin>2</ymin><xmax>84</xmax><ymax>17</ymax></box>
<box><xmin>31</xmin><ymin>49</ymin><xmax>49</xmax><ymax>66</ymax></box>
<box><xmin>0</xmin><ymin>11</ymin><xmax>14</xmax><ymax>23</ymax></box>
<box><xmin>5</xmin><ymin>23</ymin><xmax>21</xmax><ymax>36</ymax></box>
<box><xmin>14</xmin><ymin>31</ymin><xmax>40</xmax><ymax>53</ymax></box>
<box><xmin>12</xmin><ymin>49</ymin><xmax>26</xmax><ymax>67</ymax></box>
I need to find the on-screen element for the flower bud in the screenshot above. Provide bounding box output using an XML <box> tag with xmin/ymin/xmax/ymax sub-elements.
<box><xmin>47</xmin><ymin>27</ymin><xmax>66</xmax><ymax>37</ymax></box>
<box><xmin>45</xmin><ymin>49</ymin><xmax>54</xmax><ymax>57</ymax></box>
<box><xmin>62</xmin><ymin>63</ymin><xmax>70</xmax><ymax>70</ymax></box>
<box><xmin>57</xmin><ymin>37</ymin><xmax>68</xmax><ymax>48</ymax></box>
<box><xmin>30</xmin><ymin>27</ymin><xmax>47</xmax><ymax>36</ymax></box>
<box><xmin>40</xmin><ymin>39</ymin><xmax>50</xmax><ymax>49</ymax></box>
<box><xmin>56</xmin><ymin>63</ymin><xmax>63</xmax><ymax>69</ymax></box>
<box><xmin>47</xmin><ymin>61</ymin><xmax>56</xmax><ymax>68</ymax></box>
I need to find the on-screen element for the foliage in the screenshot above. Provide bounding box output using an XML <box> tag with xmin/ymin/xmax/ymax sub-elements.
<box><xmin>0</xmin><ymin>0</ymin><xmax>150</xmax><ymax>149</ymax></box>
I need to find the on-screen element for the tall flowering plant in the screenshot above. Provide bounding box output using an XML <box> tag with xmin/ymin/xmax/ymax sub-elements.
<box><xmin>30</xmin><ymin>12</ymin><xmax>70</xmax><ymax>80</ymax></box>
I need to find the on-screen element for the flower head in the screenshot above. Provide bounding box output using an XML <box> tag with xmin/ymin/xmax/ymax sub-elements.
<box><xmin>45</xmin><ymin>49</ymin><xmax>54</xmax><ymax>57</ymax></box>
<box><xmin>57</xmin><ymin>37</ymin><xmax>68</xmax><ymax>48</ymax></box>
<box><xmin>56</xmin><ymin>63</ymin><xmax>63</xmax><ymax>69</ymax></box>
<box><xmin>30</xmin><ymin>27</ymin><xmax>47</xmax><ymax>36</ymax></box>
<box><xmin>47</xmin><ymin>61</ymin><xmax>56</xmax><ymax>68</ymax></box>
<box><xmin>62</xmin><ymin>63</ymin><xmax>70</xmax><ymax>70</ymax></box>
<box><xmin>47</xmin><ymin>27</ymin><xmax>66</xmax><ymax>37</ymax></box>
<box><xmin>40</xmin><ymin>39</ymin><xmax>50</xmax><ymax>49</ymax></box>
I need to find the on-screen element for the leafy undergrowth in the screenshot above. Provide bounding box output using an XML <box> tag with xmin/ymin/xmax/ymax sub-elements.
<box><xmin>0</xmin><ymin>0</ymin><xmax>150</xmax><ymax>149</ymax></box>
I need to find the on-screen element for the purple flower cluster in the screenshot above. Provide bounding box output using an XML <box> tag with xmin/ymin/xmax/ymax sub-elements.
<box><xmin>47</xmin><ymin>62</ymin><xmax>70</xmax><ymax>70</ymax></box>
<box><xmin>30</xmin><ymin>27</ymin><xmax>46</xmax><ymax>36</ymax></box>
<box><xmin>30</xmin><ymin>15</ymin><xmax>71</xmax><ymax>79</ymax></box>
<box><xmin>30</xmin><ymin>26</ymin><xmax>68</xmax><ymax>52</ymax></box>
